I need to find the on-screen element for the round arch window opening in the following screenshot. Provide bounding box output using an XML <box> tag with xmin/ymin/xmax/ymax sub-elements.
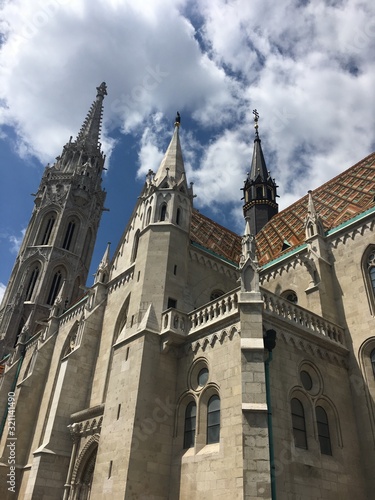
<box><xmin>198</xmin><ymin>367</ymin><xmax>209</xmax><ymax>387</ymax></box>
<box><xmin>300</xmin><ymin>370</ymin><xmax>313</xmax><ymax>391</ymax></box>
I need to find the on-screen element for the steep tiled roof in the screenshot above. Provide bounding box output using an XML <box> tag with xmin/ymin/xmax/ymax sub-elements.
<box><xmin>190</xmin><ymin>152</ymin><xmax>375</xmax><ymax>267</ymax></box>
<box><xmin>190</xmin><ymin>210</ymin><xmax>242</xmax><ymax>264</ymax></box>
<box><xmin>256</xmin><ymin>152</ymin><xmax>375</xmax><ymax>265</ymax></box>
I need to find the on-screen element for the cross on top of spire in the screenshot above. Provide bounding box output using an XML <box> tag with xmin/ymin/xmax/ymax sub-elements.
<box><xmin>253</xmin><ymin>109</ymin><xmax>260</xmax><ymax>138</ymax></box>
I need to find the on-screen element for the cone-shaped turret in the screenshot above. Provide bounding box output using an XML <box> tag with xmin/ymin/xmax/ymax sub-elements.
<box><xmin>249</xmin><ymin>119</ymin><xmax>269</xmax><ymax>183</ymax></box>
<box><xmin>95</xmin><ymin>242</ymin><xmax>111</xmax><ymax>284</ymax></box>
<box><xmin>243</xmin><ymin>110</ymin><xmax>278</xmax><ymax>235</ymax></box>
<box><xmin>305</xmin><ymin>190</ymin><xmax>325</xmax><ymax>239</ymax></box>
<box><xmin>154</xmin><ymin>112</ymin><xmax>187</xmax><ymax>190</ymax></box>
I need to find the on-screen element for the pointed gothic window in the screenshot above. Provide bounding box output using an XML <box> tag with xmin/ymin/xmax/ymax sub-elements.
<box><xmin>176</xmin><ymin>208</ymin><xmax>181</xmax><ymax>226</ymax></box>
<box><xmin>39</xmin><ymin>214</ymin><xmax>55</xmax><ymax>245</ymax></box>
<box><xmin>47</xmin><ymin>270</ymin><xmax>62</xmax><ymax>305</ymax></box>
<box><xmin>131</xmin><ymin>230</ymin><xmax>140</xmax><ymax>263</ymax></box>
<box><xmin>369</xmin><ymin>253</ymin><xmax>375</xmax><ymax>294</ymax></box>
<box><xmin>316</xmin><ymin>406</ymin><xmax>332</xmax><ymax>455</ymax></box>
<box><xmin>183</xmin><ymin>401</ymin><xmax>196</xmax><ymax>449</ymax></box>
<box><xmin>363</xmin><ymin>248</ymin><xmax>375</xmax><ymax>314</ymax></box>
<box><xmin>146</xmin><ymin>207</ymin><xmax>152</xmax><ymax>226</ymax></box>
<box><xmin>207</xmin><ymin>395</ymin><xmax>220</xmax><ymax>444</ymax></box>
<box><xmin>62</xmin><ymin>220</ymin><xmax>76</xmax><ymax>250</ymax></box>
<box><xmin>25</xmin><ymin>265</ymin><xmax>40</xmax><ymax>301</ymax></box>
<box><xmin>160</xmin><ymin>204</ymin><xmax>167</xmax><ymax>222</ymax></box>
<box><xmin>291</xmin><ymin>398</ymin><xmax>307</xmax><ymax>449</ymax></box>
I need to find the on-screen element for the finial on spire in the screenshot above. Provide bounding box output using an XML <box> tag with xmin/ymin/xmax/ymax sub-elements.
<box><xmin>253</xmin><ymin>109</ymin><xmax>259</xmax><ymax>138</ymax></box>
<box><xmin>96</xmin><ymin>82</ymin><xmax>107</xmax><ymax>98</ymax></box>
<box><xmin>175</xmin><ymin>111</ymin><xmax>181</xmax><ymax>128</ymax></box>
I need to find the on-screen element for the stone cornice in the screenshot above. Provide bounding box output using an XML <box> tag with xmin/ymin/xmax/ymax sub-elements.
<box><xmin>189</xmin><ymin>247</ymin><xmax>239</xmax><ymax>280</ymax></box>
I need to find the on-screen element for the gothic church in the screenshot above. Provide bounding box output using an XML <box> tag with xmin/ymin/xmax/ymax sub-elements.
<box><xmin>0</xmin><ymin>83</ymin><xmax>374</xmax><ymax>499</ymax></box>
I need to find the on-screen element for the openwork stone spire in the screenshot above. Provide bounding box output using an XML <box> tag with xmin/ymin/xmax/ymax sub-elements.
<box><xmin>76</xmin><ymin>82</ymin><xmax>107</xmax><ymax>153</ymax></box>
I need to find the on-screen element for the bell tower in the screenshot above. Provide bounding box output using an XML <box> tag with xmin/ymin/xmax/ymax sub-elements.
<box><xmin>0</xmin><ymin>83</ymin><xmax>108</xmax><ymax>358</ymax></box>
<box><xmin>243</xmin><ymin>110</ymin><xmax>278</xmax><ymax>235</ymax></box>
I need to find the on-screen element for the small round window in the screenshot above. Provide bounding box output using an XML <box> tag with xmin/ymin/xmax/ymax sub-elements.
<box><xmin>300</xmin><ymin>370</ymin><xmax>313</xmax><ymax>391</ymax></box>
<box><xmin>198</xmin><ymin>368</ymin><xmax>209</xmax><ymax>387</ymax></box>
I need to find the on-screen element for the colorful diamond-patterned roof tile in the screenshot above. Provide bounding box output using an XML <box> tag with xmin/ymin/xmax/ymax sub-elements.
<box><xmin>190</xmin><ymin>152</ymin><xmax>375</xmax><ymax>267</ymax></box>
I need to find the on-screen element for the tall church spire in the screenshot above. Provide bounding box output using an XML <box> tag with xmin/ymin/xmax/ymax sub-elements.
<box><xmin>76</xmin><ymin>82</ymin><xmax>107</xmax><ymax>153</ymax></box>
<box><xmin>243</xmin><ymin>110</ymin><xmax>278</xmax><ymax>235</ymax></box>
<box><xmin>154</xmin><ymin>112</ymin><xmax>187</xmax><ymax>190</ymax></box>
<box><xmin>0</xmin><ymin>83</ymin><xmax>108</xmax><ymax>359</ymax></box>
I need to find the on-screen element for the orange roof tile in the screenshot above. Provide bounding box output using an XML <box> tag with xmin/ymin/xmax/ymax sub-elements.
<box><xmin>190</xmin><ymin>152</ymin><xmax>375</xmax><ymax>267</ymax></box>
<box><xmin>190</xmin><ymin>210</ymin><xmax>242</xmax><ymax>264</ymax></box>
<box><xmin>256</xmin><ymin>151</ymin><xmax>375</xmax><ymax>265</ymax></box>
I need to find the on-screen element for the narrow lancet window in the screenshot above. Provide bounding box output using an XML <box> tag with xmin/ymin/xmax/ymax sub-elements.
<box><xmin>184</xmin><ymin>401</ymin><xmax>196</xmax><ymax>449</ymax></box>
<box><xmin>39</xmin><ymin>215</ymin><xmax>55</xmax><ymax>245</ymax></box>
<box><xmin>207</xmin><ymin>395</ymin><xmax>220</xmax><ymax>444</ymax></box>
<box><xmin>47</xmin><ymin>271</ymin><xmax>62</xmax><ymax>305</ymax></box>
<box><xmin>62</xmin><ymin>221</ymin><xmax>76</xmax><ymax>250</ymax></box>
<box><xmin>316</xmin><ymin>406</ymin><xmax>332</xmax><ymax>455</ymax></box>
<box><xmin>25</xmin><ymin>266</ymin><xmax>40</xmax><ymax>301</ymax></box>
<box><xmin>291</xmin><ymin>398</ymin><xmax>307</xmax><ymax>449</ymax></box>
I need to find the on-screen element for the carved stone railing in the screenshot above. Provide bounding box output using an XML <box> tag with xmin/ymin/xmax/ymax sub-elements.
<box><xmin>262</xmin><ymin>290</ymin><xmax>345</xmax><ymax>346</ymax></box>
<box><xmin>188</xmin><ymin>290</ymin><xmax>239</xmax><ymax>335</ymax></box>
<box><xmin>161</xmin><ymin>308</ymin><xmax>189</xmax><ymax>336</ymax></box>
<box><xmin>161</xmin><ymin>287</ymin><xmax>345</xmax><ymax>348</ymax></box>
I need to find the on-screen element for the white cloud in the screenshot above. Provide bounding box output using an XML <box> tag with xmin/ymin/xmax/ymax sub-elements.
<box><xmin>9</xmin><ymin>229</ymin><xmax>26</xmax><ymax>254</ymax></box>
<box><xmin>0</xmin><ymin>282</ymin><xmax>6</xmax><ymax>304</ymax></box>
<box><xmin>0</xmin><ymin>0</ymin><xmax>374</xmax><ymax>215</ymax></box>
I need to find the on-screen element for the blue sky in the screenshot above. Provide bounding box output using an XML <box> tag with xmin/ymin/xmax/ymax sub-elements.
<box><xmin>1</xmin><ymin>0</ymin><xmax>375</xmax><ymax>301</ymax></box>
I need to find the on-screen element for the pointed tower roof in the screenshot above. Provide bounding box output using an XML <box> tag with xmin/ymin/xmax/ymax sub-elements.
<box><xmin>248</xmin><ymin>109</ymin><xmax>269</xmax><ymax>182</ymax></box>
<box><xmin>154</xmin><ymin>112</ymin><xmax>186</xmax><ymax>188</ymax></box>
<box><xmin>95</xmin><ymin>242</ymin><xmax>111</xmax><ymax>284</ymax></box>
<box><xmin>98</xmin><ymin>241</ymin><xmax>111</xmax><ymax>271</ymax></box>
<box><xmin>75</xmin><ymin>82</ymin><xmax>107</xmax><ymax>153</ymax></box>
<box><xmin>305</xmin><ymin>190</ymin><xmax>325</xmax><ymax>238</ymax></box>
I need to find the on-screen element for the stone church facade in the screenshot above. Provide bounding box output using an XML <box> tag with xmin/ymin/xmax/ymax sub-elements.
<box><xmin>0</xmin><ymin>83</ymin><xmax>374</xmax><ymax>499</ymax></box>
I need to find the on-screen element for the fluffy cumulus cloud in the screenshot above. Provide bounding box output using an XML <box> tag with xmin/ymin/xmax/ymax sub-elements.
<box><xmin>0</xmin><ymin>0</ymin><xmax>374</xmax><ymax>214</ymax></box>
<box><xmin>0</xmin><ymin>283</ymin><xmax>6</xmax><ymax>304</ymax></box>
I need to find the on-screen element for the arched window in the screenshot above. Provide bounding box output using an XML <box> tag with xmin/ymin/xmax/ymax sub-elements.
<box><xmin>316</xmin><ymin>406</ymin><xmax>332</xmax><ymax>455</ymax></box>
<box><xmin>364</xmin><ymin>248</ymin><xmax>375</xmax><ymax>314</ymax></box>
<box><xmin>47</xmin><ymin>270</ymin><xmax>62</xmax><ymax>305</ymax></box>
<box><xmin>25</xmin><ymin>265</ymin><xmax>40</xmax><ymax>301</ymax></box>
<box><xmin>145</xmin><ymin>207</ymin><xmax>152</xmax><ymax>226</ymax></box>
<box><xmin>369</xmin><ymin>253</ymin><xmax>375</xmax><ymax>294</ymax></box>
<box><xmin>62</xmin><ymin>220</ymin><xmax>76</xmax><ymax>250</ymax></box>
<box><xmin>256</xmin><ymin>186</ymin><xmax>263</xmax><ymax>199</ymax></box>
<box><xmin>131</xmin><ymin>230</ymin><xmax>140</xmax><ymax>263</ymax></box>
<box><xmin>291</xmin><ymin>398</ymin><xmax>307</xmax><ymax>449</ymax></box>
<box><xmin>371</xmin><ymin>349</ymin><xmax>375</xmax><ymax>378</ymax></box>
<box><xmin>176</xmin><ymin>208</ymin><xmax>181</xmax><ymax>226</ymax></box>
<box><xmin>160</xmin><ymin>204</ymin><xmax>167</xmax><ymax>222</ymax></box>
<box><xmin>207</xmin><ymin>395</ymin><xmax>220</xmax><ymax>444</ymax></box>
<box><xmin>183</xmin><ymin>401</ymin><xmax>196</xmax><ymax>449</ymax></box>
<box><xmin>39</xmin><ymin>214</ymin><xmax>55</xmax><ymax>245</ymax></box>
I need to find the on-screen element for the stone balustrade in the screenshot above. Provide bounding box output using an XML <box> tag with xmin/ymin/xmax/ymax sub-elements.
<box><xmin>262</xmin><ymin>290</ymin><xmax>345</xmax><ymax>346</ymax></box>
<box><xmin>161</xmin><ymin>287</ymin><xmax>345</xmax><ymax>348</ymax></box>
